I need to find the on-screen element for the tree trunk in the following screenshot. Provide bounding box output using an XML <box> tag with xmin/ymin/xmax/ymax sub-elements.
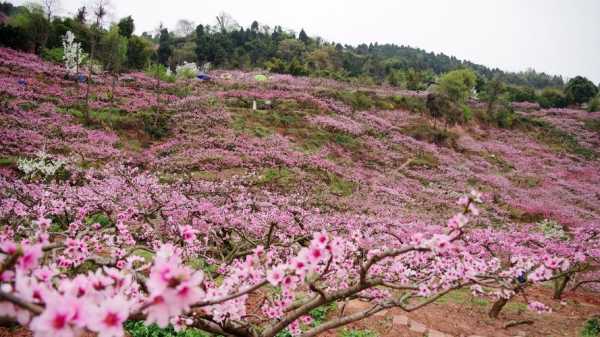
<box><xmin>488</xmin><ymin>297</ymin><xmax>508</xmax><ymax>319</ymax></box>
<box><xmin>553</xmin><ymin>274</ymin><xmax>571</xmax><ymax>300</ymax></box>
<box><xmin>111</xmin><ymin>74</ymin><xmax>117</xmax><ymax>106</ymax></box>
<box><xmin>85</xmin><ymin>35</ymin><xmax>96</xmax><ymax>125</ymax></box>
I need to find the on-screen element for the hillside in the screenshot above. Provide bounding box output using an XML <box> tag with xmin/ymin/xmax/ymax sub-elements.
<box><xmin>1</xmin><ymin>48</ymin><xmax>599</xmax><ymax>337</ymax></box>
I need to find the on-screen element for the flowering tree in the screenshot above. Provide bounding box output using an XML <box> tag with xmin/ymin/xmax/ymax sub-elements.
<box><xmin>62</xmin><ymin>31</ymin><xmax>86</xmax><ymax>75</ymax></box>
<box><xmin>0</xmin><ymin>185</ymin><xmax>574</xmax><ymax>337</ymax></box>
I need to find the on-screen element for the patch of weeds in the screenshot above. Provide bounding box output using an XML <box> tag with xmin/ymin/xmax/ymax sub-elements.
<box><xmin>505</xmin><ymin>301</ymin><xmax>528</xmax><ymax>314</ymax></box>
<box><xmin>331</xmin><ymin>132</ymin><xmax>359</xmax><ymax>149</ymax></box>
<box><xmin>407</xmin><ymin>151</ymin><xmax>439</xmax><ymax>169</ymax></box>
<box><xmin>484</xmin><ymin>153</ymin><xmax>514</xmax><ymax>173</ymax></box>
<box><xmin>508</xmin><ymin>206</ymin><xmax>546</xmax><ymax>224</ymax></box>
<box><xmin>435</xmin><ymin>289</ymin><xmax>489</xmax><ymax>309</ymax></box>
<box><xmin>391</xmin><ymin>95</ymin><xmax>427</xmax><ymax>114</ymax></box>
<box><xmin>310</xmin><ymin>302</ymin><xmax>337</xmax><ymax>326</ymax></box>
<box><xmin>0</xmin><ymin>156</ymin><xmax>17</xmax><ymax>168</ymax></box>
<box><xmin>516</xmin><ymin>116</ymin><xmax>596</xmax><ymax>159</ymax></box>
<box><xmin>584</xmin><ymin>118</ymin><xmax>600</xmax><ymax>133</ymax></box>
<box><xmin>255</xmin><ymin>167</ymin><xmax>297</xmax><ymax>191</ymax></box>
<box><xmin>401</xmin><ymin>123</ymin><xmax>459</xmax><ymax>148</ymax></box>
<box><xmin>339</xmin><ymin>329</ymin><xmax>379</xmax><ymax>337</ymax></box>
<box><xmin>581</xmin><ymin>318</ymin><xmax>600</xmax><ymax>337</ymax></box>
<box><xmin>187</xmin><ymin>257</ymin><xmax>218</xmax><ymax>274</ymax></box>
<box><xmin>510</xmin><ymin>174</ymin><xmax>541</xmax><ymax>188</ymax></box>
<box><xmin>18</xmin><ymin>101</ymin><xmax>38</xmax><ymax>111</ymax></box>
<box><xmin>85</xmin><ymin>212</ymin><xmax>112</xmax><ymax>227</ymax></box>
<box><xmin>125</xmin><ymin>321</ymin><xmax>210</xmax><ymax>337</ymax></box>
<box><xmin>140</xmin><ymin>110</ymin><xmax>172</xmax><ymax>139</ymax></box>
<box><xmin>327</xmin><ymin>172</ymin><xmax>356</xmax><ymax>197</ymax></box>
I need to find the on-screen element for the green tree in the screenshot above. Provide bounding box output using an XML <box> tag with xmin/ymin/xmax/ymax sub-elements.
<box><xmin>117</xmin><ymin>16</ymin><xmax>134</xmax><ymax>38</ymax></box>
<box><xmin>277</xmin><ymin>38</ymin><xmax>305</xmax><ymax>62</ymax></box>
<box><xmin>157</xmin><ymin>28</ymin><xmax>172</xmax><ymax>66</ymax></box>
<box><xmin>99</xmin><ymin>25</ymin><xmax>128</xmax><ymax>103</ymax></box>
<box><xmin>194</xmin><ymin>24</ymin><xmax>208</xmax><ymax>64</ymax></box>
<box><xmin>565</xmin><ymin>76</ymin><xmax>598</xmax><ymax>105</ymax></box>
<box><xmin>9</xmin><ymin>4</ymin><xmax>50</xmax><ymax>54</ymax></box>
<box><xmin>437</xmin><ymin>69</ymin><xmax>477</xmax><ymax>103</ymax></box>
<box><xmin>481</xmin><ymin>78</ymin><xmax>505</xmax><ymax>115</ymax></box>
<box><xmin>126</xmin><ymin>35</ymin><xmax>153</xmax><ymax>69</ymax></box>
<box><xmin>298</xmin><ymin>28</ymin><xmax>309</xmax><ymax>44</ymax></box>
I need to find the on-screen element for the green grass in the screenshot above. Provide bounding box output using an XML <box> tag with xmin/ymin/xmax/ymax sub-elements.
<box><xmin>580</xmin><ymin>318</ymin><xmax>600</xmax><ymax>337</ymax></box>
<box><xmin>327</xmin><ymin>172</ymin><xmax>357</xmax><ymax>197</ymax></box>
<box><xmin>584</xmin><ymin>118</ymin><xmax>600</xmax><ymax>133</ymax></box>
<box><xmin>510</xmin><ymin>174</ymin><xmax>542</xmax><ymax>188</ymax></box>
<box><xmin>318</xmin><ymin>89</ymin><xmax>426</xmax><ymax>113</ymax></box>
<box><xmin>407</xmin><ymin>151</ymin><xmax>439</xmax><ymax>169</ymax></box>
<box><xmin>255</xmin><ymin>167</ymin><xmax>298</xmax><ymax>191</ymax></box>
<box><xmin>517</xmin><ymin>116</ymin><xmax>597</xmax><ymax>160</ymax></box>
<box><xmin>124</xmin><ymin>321</ymin><xmax>210</xmax><ymax>337</ymax></box>
<box><xmin>434</xmin><ymin>288</ymin><xmax>489</xmax><ymax>308</ymax></box>
<box><xmin>0</xmin><ymin>156</ymin><xmax>17</xmax><ymax>167</ymax></box>
<box><xmin>401</xmin><ymin>123</ymin><xmax>459</xmax><ymax>148</ymax></box>
<box><xmin>339</xmin><ymin>329</ymin><xmax>379</xmax><ymax>337</ymax></box>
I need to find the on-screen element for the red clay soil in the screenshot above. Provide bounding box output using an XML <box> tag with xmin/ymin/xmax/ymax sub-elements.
<box><xmin>326</xmin><ymin>286</ymin><xmax>600</xmax><ymax>337</ymax></box>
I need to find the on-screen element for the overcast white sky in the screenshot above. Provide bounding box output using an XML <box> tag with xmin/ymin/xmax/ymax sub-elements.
<box><xmin>13</xmin><ymin>0</ymin><xmax>600</xmax><ymax>83</ymax></box>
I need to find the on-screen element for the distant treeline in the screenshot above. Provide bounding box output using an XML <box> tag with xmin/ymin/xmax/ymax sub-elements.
<box><xmin>0</xmin><ymin>1</ymin><xmax>579</xmax><ymax>92</ymax></box>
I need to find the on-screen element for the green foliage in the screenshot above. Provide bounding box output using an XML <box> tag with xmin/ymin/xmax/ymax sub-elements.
<box><xmin>408</xmin><ymin>151</ymin><xmax>439</xmax><ymax>169</ymax></box>
<box><xmin>565</xmin><ymin>76</ymin><xmax>598</xmax><ymax>105</ymax></box>
<box><xmin>7</xmin><ymin>4</ymin><xmax>49</xmax><ymax>54</ymax></box>
<box><xmin>127</xmin><ymin>36</ymin><xmax>153</xmax><ymax>70</ymax></box>
<box><xmin>158</xmin><ymin>28</ymin><xmax>172</xmax><ymax>66</ymax></box>
<box><xmin>339</xmin><ymin>329</ymin><xmax>378</xmax><ymax>337</ymax></box>
<box><xmin>537</xmin><ymin>219</ymin><xmax>569</xmax><ymax>240</ymax></box>
<box><xmin>580</xmin><ymin>318</ymin><xmax>600</xmax><ymax>337</ymax></box>
<box><xmin>124</xmin><ymin>321</ymin><xmax>210</xmax><ymax>337</ymax></box>
<box><xmin>402</xmin><ymin>123</ymin><xmax>458</xmax><ymax>148</ymax></box>
<box><xmin>255</xmin><ymin>167</ymin><xmax>297</xmax><ymax>190</ymax></box>
<box><xmin>516</xmin><ymin>116</ymin><xmax>596</xmax><ymax>159</ymax></box>
<box><xmin>506</xmin><ymin>85</ymin><xmax>537</xmax><ymax>102</ymax></box>
<box><xmin>99</xmin><ymin>25</ymin><xmax>128</xmax><ymax>74</ymax></box>
<box><xmin>391</xmin><ymin>95</ymin><xmax>426</xmax><ymax>113</ymax></box>
<box><xmin>85</xmin><ymin>212</ymin><xmax>112</xmax><ymax>227</ymax></box>
<box><xmin>538</xmin><ymin>88</ymin><xmax>567</xmax><ymax>108</ymax></box>
<box><xmin>492</xmin><ymin>106</ymin><xmax>516</xmax><ymax>128</ymax></box>
<box><xmin>140</xmin><ymin>110</ymin><xmax>172</xmax><ymax>139</ymax></box>
<box><xmin>587</xmin><ymin>95</ymin><xmax>600</xmax><ymax>112</ymax></box>
<box><xmin>437</xmin><ymin>69</ymin><xmax>477</xmax><ymax>103</ymax></box>
<box><xmin>145</xmin><ymin>63</ymin><xmax>176</xmax><ymax>83</ymax></box>
<box><xmin>117</xmin><ymin>16</ymin><xmax>135</xmax><ymax>38</ymax></box>
<box><xmin>327</xmin><ymin>172</ymin><xmax>356</xmax><ymax>196</ymax></box>
<box><xmin>41</xmin><ymin>47</ymin><xmax>64</xmax><ymax>63</ymax></box>
<box><xmin>584</xmin><ymin>118</ymin><xmax>600</xmax><ymax>132</ymax></box>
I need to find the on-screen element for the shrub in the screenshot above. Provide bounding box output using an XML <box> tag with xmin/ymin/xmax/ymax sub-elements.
<box><xmin>41</xmin><ymin>47</ymin><xmax>64</xmax><ymax>63</ymax></box>
<box><xmin>437</xmin><ymin>69</ymin><xmax>477</xmax><ymax>104</ymax></box>
<box><xmin>506</xmin><ymin>85</ymin><xmax>537</xmax><ymax>103</ymax></box>
<box><xmin>565</xmin><ymin>76</ymin><xmax>598</xmax><ymax>105</ymax></box>
<box><xmin>176</xmin><ymin>62</ymin><xmax>199</xmax><ymax>79</ymax></box>
<box><xmin>587</xmin><ymin>95</ymin><xmax>600</xmax><ymax>112</ymax></box>
<box><xmin>538</xmin><ymin>88</ymin><xmax>568</xmax><ymax>108</ymax></box>
<box><xmin>145</xmin><ymin>63</ymin><xmax>176</xmax><ymax>83</ymax></box>
<box><xmin>141</xmin><ymin>111</ymin><xmax>171</xmax><ymax>139</ymax></box>
<box><xmin>580</xmin><ymin>318</ymin><xmax>600</xmax><ymax>337</ymax></box>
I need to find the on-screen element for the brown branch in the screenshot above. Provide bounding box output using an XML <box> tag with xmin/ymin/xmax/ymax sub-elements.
<box><xmin>0</xmin><ymin>291</ymin><xmax>43</xmax><ymax>315</ymax></box>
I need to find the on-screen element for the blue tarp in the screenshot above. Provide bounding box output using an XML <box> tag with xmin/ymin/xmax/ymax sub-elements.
<box><xmin>197</xmin><ymin>74</ymin><xmax>211</xmax><ymax>81</ymax></box>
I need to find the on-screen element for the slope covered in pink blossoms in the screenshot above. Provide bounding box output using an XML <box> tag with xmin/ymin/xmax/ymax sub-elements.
<box><xmin>0</xmin><ymin>48</ymin><xmax>599</xmax><ymax>337</ymax></box>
